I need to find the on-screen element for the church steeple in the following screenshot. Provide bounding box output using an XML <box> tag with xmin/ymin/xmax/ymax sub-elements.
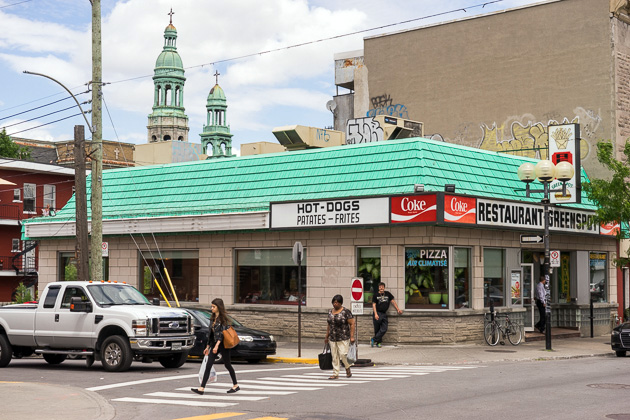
<box><xmin>147</xmin><ymin>9</ymin><xmax>189</xmax><ymax>143</ymax></box>
<box><xmin>200</xmin><ymin>71</ymin><xmax>234</xmax><ymax>158</ymax></box>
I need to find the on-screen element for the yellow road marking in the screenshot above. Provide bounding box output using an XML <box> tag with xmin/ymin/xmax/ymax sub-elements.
<box><xmin>173</xmin><ymin>413</ymin><xmax>246</xmax><ymax>420</ymax></box>
<box><xmin>0</xmin><ymin>381</ymin><xmax>23</xmax><ymax>384</ymax></box>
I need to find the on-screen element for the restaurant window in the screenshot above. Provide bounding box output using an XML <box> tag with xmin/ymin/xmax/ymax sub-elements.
<box><xmin>357</xmin><ymin>247</ymin><xmax>381</xmax><ymax>306</ymax></box>
<box><xmin>454</xmin><ymin>248</ymin><xmax>471</xmax><ymax>309</ymax></box>
<box><xmin>236</xmin><ymin>249</ymin><xmax>306</xmax><ymax>305</ymax></box>
<box><xmin>59</xmin><ymin>252</ymin><xmax>109</xmax><ymax>281</ymax></box>
<box><xmin>589</xmin><ymin>252</ymin><xmax>607</xmax><ymax>303</ymax></box>
<box><xmin>405</xmin><ymin>247</ymin><xmax>449</xmax><ymax>309</ymax></box>
<box><xmin>484</xmin><ymin>248</ymin><xmax>505</xmax><ymax>307</ymax></box>
<box><xmin>140</xmin><ymin>250</ymin><xmax>199</xmax><ymax>302</ymax></box>
<box><xmin>23</xmin><ymin>183</ymin><xmax>35</xmax><ymax>213</ymax></box>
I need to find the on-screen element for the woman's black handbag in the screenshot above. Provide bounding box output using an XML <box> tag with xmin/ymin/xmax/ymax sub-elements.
<box><xmin>318</xmin><ymin>343</ymin><xmax>333</xmax><ymax>370</ymax></box>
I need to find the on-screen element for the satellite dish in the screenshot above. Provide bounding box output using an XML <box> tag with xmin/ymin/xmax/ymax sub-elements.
<box><xmin>326</xmin><ymin>100</ymin><xmax>337</xmax><ymax>113</ymax></box>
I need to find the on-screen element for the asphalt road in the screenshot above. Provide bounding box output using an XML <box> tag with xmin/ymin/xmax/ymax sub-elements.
<box><xmin>3</xmin><ymin>356</ymin><xmax>630</xmax><ymax>420</ymax></box>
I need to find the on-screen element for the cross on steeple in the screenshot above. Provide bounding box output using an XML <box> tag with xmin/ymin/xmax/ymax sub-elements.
<box><xmin>214</xmin><ymin>70</ymin><xmax>220</xmax><ymax>85</ymax></box>
<box><xmin>168</xmin><ymin>8</ymin><xmax>174</xmax><ymax>24</ymax></box>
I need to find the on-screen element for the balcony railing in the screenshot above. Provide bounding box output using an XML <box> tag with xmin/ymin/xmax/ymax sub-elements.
<box><xmin>0</xmin><ymin>255</ymin><xmax>37</xmax><ymax>274</ymax></box>
<box><xmin>0</xmin><ymin>204</ymin><xmax>57</xmax><ymax>222</ymax></box>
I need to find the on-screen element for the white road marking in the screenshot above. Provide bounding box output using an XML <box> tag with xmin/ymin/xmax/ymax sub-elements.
<box><xmin>303</xmin><ymin>373</ymin><xmax>404</xmax><ymax>380</ymax></box>
<box><xmin>111</xmin><ymin>397</ymin><xmax>237</xmax><ymax>407</ymax></box>
<box><xmin>176</xmin><ymin>386</ymin><xmax>296</xmax><ymax>395</ymax></box>
<box><xmin>145</xmin><ymin>392</ymin><xmax>268</xmax><ymax>401</ymax></box>
<box><xmin>238</xmin><ymin>379</ymin><xmax>347</xmax><ymax>387</ymax></box>
<box><xmin>279</xmin><ymin>375</ymin><xmax>369</xmax><ymax>384</ymax></box>
<box><xmin>86</xmin><ymin>365</ymin><xmax>318</xmax><ymax>391</ymax></box>
<box><xmin>204</xmin><ymin>383</ymin><xmax>322</xmax><ymax>391</ymax></box>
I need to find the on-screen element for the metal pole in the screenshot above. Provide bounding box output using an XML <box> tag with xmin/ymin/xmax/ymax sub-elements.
<box><xmin>297</xmin><ymin>251</ymin><xmax>302</xmax><ymax>358</ymax></box>
<box><xmin>90</xmin><ymin>0</ymin><xmax>103</xmax><ymax>281</ymax></box>
<box><xmin>543</xmin><ymin>181</ymin><xmax>552</xmax><ymax>351</ymax></box>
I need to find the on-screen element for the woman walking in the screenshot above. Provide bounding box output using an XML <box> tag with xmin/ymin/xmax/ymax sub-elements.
<box><xmin>192</xmin><ymin>298</ymin><xmax>240</xmax><ymax>394</ymax></box>
<box><xmin>324</xmin><ymin>294</ymin><xmax>355</xmax><ymax>379</ymax></box>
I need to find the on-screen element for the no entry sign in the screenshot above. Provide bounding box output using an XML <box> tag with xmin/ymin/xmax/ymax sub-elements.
<box><xmin>351</xmin><ymin>277</ymin><xmax>363</xmax><ymax>302</ymax></box>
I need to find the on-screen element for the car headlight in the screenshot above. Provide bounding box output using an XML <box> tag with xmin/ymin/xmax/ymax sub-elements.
<box><xmin>132</xmin><ymin>318</ymin><xmax>149</xmax><ymax>336</ymax></box>
<box><xmin>238</xmin><ymin>335</ymin><xmax>254</xmax><ymax>342</ymax></box>
<box><xmin>612</xmin><ymin>330</ymin><xmax>620</xmax><ymax>336</ymax></box>
<box><xmin>269</xmin><ymin>335</ymin><xmax>275</xmax><ymax>342</ymax></box>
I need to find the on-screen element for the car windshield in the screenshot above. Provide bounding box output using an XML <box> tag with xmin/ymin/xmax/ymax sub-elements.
<box><xmin>88</xmin><ymin>284</ymin><xmax>151</xmax><ymax>306</ymax></box>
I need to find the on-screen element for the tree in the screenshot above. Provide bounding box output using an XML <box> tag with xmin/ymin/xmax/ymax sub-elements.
<box><xmin>583</xmin><ymin>140</ymin><xmax>630</xmax><ymax>264</ymax></box>
<box><xmin>0</xmin><ymin>129</ymin><xmax>31</xmax><ymax>160</ymax></box>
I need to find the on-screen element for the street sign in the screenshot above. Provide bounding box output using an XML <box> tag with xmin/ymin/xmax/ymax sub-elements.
<box><xmin>292</xmin><ymin>242</ymin><xmax>303</xmax><ymax>265</ymax></box>
<box><xmin>550</xmin><ymin>250</ymin><xmax>560</xmax><ymax>267</ymax></box>
<box><xmin>520</xmin><ymin>234</ymin><xmax>543</xmax><ymax>244</ymax></box>
<box><xmin>351</xmin><ymin>277</ymin><xmax>363</xmax><ymax>302</ymax></box>
<box><xmin>351</xmin><ymin>302</ymin><xmax>364</xmax><ymax>315</ymax></box>
<box><xmin>102</xmin><ymin>242</ymin><xmax>108</xmax><ymax>257</ymax></box>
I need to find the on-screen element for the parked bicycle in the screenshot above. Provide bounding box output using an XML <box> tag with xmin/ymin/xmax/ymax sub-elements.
<box><xmin>484</xmin><ymin>311</ymin><xmax>522</xmax><ymax>346</ymax></box>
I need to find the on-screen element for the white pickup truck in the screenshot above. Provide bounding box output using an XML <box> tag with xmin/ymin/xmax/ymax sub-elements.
<box><xmin>0</xmin><ymin>281</ymin><xmax>195</xmax><ymax>372</ymax></box>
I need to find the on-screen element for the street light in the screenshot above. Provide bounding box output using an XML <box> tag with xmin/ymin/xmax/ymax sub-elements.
<box><xmin>517</xmin><ymin>159</ymin><xmax>574</xmax><ymax>351</ymax></box>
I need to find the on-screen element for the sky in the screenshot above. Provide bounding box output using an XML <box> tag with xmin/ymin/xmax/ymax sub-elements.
<box><xmin>0</xmin><ymin>0</ymin><xmax>541</xmax><ymax>155</ymax></box>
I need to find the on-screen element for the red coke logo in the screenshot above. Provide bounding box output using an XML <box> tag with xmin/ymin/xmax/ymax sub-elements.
<box><xmin>444</xmin><ymin>195</ymin><xmax>476</xmax><ymax>224</ymax></box>
<box><xmin>391</xmin><ymin>195</ymin><xmax>437</xmax><ymax>223</ymax></box>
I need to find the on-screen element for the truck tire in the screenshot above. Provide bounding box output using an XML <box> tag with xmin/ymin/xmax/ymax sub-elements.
<box><xmin>43</xmin><ymin>353</ymin><xmax>67</xmax><ymax>365</ymax></box>
<box><xmin>101</xmin><ymin>335</ymin><xmax>133</xmax><ymax>372</ymax></box>
<box><xmin>158</xmin><ymin>352</ymin><xmax>188</xmax><ymax>368</ymax></box>
<box><xmin>0</xmin><ymin>334</ymin><xmax>13</xmax><ymax>367</ymax></box>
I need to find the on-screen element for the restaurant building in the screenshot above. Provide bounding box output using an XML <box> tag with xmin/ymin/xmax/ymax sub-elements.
<box><xmin>23</xmin><ymin>138</ymin><xmax>617</xmax><ymax>343</ymax></box>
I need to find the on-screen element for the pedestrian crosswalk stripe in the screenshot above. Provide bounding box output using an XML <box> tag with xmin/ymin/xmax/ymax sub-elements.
<box><xmin>279</xmin><ymin>375</ymin><xmax>369</xmax><ymax>384</ymax></box>
<box><xmin>145</xmin><ymin>392</ymin><xmax>268</xmax><ymax>401</ymax></box>
<box><xmin>175</xmin><ymin>387</ymin><xmax>296</xmax><ymax>395</ymax></box>
<box><xmin>112</xmin><ymin>397</ymin><xmax>237</xmax><ymax>408</ymax></box>
<box><xmin>238</xmin><ymin>379</ymin><xmax>345</xmax><ymax>387</ymax></box>
<box><xmin>173</xmin><ymin>413</ymin><xmax>246</xmax><ymax>420</ymax></box>
<box><xmin>204</xmin><ymin>383</ymin><xmax>321</xmax><ymax>391</ymax></box>
<box><xmin>303</xmin><ymin>373</ymin><xmax>407</xmax><ymax>380</ymax></box>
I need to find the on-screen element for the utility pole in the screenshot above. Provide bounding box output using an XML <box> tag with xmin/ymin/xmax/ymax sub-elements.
<box><xmin>90</xmin><ymin>0</ymin><xmax>103</xmax><ymax>281</ymax></box>
<box><xmin>74</xmin><ymin>125</ymin><xmax>89</xmax><ymax>281</ymax></box>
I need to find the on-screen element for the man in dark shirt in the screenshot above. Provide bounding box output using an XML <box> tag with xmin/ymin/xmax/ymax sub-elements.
<box><xmin>371</xmin><ymin>282</ymin><xmax>403</xmax><ymax>347</ymax></box>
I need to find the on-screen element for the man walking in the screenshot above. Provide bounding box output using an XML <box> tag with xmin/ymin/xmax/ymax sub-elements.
<box><xmin>535</xmin><ymin>275</ymin><xmax>546</xmax><ymax>334</ymax></box>
<box><xmin>371</xmin><ymin>282</ymin><xmax>403</xmax><ymax>347</ymax></box>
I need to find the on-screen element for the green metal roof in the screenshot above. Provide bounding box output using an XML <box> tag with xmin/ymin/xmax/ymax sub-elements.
<box><xmin>25</xmin><ymin>137</ymin><xmax>596</xmax><ymax>225</ymax></box>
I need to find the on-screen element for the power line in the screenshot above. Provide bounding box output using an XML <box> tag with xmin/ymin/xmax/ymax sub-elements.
<box><xmin>0</xmin><ymin>0</ymin><xmax>33</xmax><ymax>9</ymax></box>
<box><xmin>7</xmin><ymin>112</ymin><xmax>90</xmax><ymax>136</ymax></box>
<box><xmin>0</xmin><ymin>101</ymin><xmax>91</xmax><ymax>130</ymax></box>
<box><xmin>0</xmin><ymin>92</ymin><xmax>89</xmax><ymax>121</ymax></box>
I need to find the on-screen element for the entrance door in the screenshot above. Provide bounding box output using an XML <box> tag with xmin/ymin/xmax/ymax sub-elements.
<box><xmin>521</xmin><ymin>263</ymin><xmax>534</xmax><ymax>331</ymax></box>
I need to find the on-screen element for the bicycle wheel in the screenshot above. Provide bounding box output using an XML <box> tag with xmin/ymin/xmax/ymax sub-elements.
<box><xmin>484</xmin><ymin>322</ymin><xmax>500</xmax><ymax>346</ymax></box>
<box><xmin>506</xmin><ymin>321</ymin><xmax>522</xmax><ymax>345</ymax></box>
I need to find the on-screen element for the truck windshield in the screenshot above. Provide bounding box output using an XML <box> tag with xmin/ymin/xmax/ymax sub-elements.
<box><xmin>88</xmin><ymin>284</ymin><xmax>151</xmax><ymax>306</ymax></box>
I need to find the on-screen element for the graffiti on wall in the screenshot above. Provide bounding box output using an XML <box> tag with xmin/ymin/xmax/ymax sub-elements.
<box><xmin>367</xmin><ymin>93</ymin><xmax>409</xmax><ymax>118</ymax></box>
<box><xmin>477</xmin><ymin>108</ymin><xmax>601</xmax><ymax>160</ymax></box>
<box><xmin>346</xmin><ymin>117</ymin><xmax>384</xmax><ymax>144</ymax></box>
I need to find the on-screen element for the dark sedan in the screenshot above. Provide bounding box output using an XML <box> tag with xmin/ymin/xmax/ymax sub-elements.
<box><xmin>184</xmin><ymin>307</ymin><xmax>276</xmax><ymax>363</ymax></box>
<box><xmin>611</xmin><ymin>321</ymin><xmax>630</xmax><ymax>357</ymax></box>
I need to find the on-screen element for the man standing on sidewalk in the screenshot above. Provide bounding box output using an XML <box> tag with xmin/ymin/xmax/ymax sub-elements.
<box><xmin>535</xmin><ymin>275</ymin><xmax>546</xmax><ymax>334</ymax></box>
<box><xmin>371</xmin><ymin>282</ymin><xmax>403</xmax><ymax>347</ymax></box>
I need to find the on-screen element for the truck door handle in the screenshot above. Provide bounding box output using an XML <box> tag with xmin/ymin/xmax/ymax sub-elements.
<box><xmin>55</xmin><ymin>314</ymin><xmax>59</xmax><ymax>322</ymax></box>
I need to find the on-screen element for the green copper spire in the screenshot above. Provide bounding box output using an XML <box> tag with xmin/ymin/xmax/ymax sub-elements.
<box><xmin>201</xmin><ymin>71</ymin><xmax>234</xmax><ymax>158</ymax></box>
<box><xmin>147</xmin><ymin>9</ymin><xmax>189</xmax><ymax>143</ymax></box>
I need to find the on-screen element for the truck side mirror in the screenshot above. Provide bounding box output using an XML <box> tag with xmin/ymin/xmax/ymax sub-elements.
<box><xmin>152</xmin><ymin>298</ymin><xmax>160</xmax><ymax>306</ymax></box>
<box><xmin>70</xmin><ymin>296</ymin><xmax>92</xmax><ymax>313</ymax></box>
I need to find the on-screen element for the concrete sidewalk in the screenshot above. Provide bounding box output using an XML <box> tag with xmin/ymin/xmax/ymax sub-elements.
<box><xmin>3</xmin><ymin>335</ymin><xmax>615</xmax><ymax>420</ymax></box>
<box><xmin>268</xmin><ymin>335</ymin><xmax>614</xmax><ymax>365</ymax></box>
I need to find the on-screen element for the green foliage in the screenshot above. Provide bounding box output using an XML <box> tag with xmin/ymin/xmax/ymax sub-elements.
<box><xmin>0</xmin><ymin>129</ymin><xmax>31</xmax><ymax>160</ymax></box>
<box><xmin>583</xmin><ymin>140</ymin><xmax>630</xmax><ymax>265</ymax></box>
<box><xmin>65</xmin><ymin>263</ymin><xmax>78</xmax><ymax>281</ymax></box>
<box><xmin>13</xmin><ymin>282</ymin><xmax>33</xmax><ymax>303</ymax></box>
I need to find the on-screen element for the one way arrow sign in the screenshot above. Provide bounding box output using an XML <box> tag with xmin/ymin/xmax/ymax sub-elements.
<box><xmin>520</xmin><ymin>235</ymin><xmax>543</xmax><ymax>244</ymax></box>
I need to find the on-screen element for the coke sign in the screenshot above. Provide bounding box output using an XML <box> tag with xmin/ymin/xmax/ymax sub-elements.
<box><xmin>444</xmin><ymin>195</ymin><xmax>476</xmax><ymax>224</ymax></box>
<box><xmin>391</xmin><ymin>194</ymin><xmax>437</xmax><ymax>223</ymax></box>
<box><xmin>600</xmin><ymin>222</ymin><xmax>620</xmax><ymax>236</ymax></box>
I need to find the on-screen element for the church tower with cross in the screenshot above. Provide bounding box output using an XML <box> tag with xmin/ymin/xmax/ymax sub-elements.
<box><xmin>147</xmin><ymin>10</ymin><xmax>189</xmax><ymax>143</ymax></box>
<box><xmin>200</xmin><ymin>71</ymin><xmax>234</xmax><ymax>158</ymax></box>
